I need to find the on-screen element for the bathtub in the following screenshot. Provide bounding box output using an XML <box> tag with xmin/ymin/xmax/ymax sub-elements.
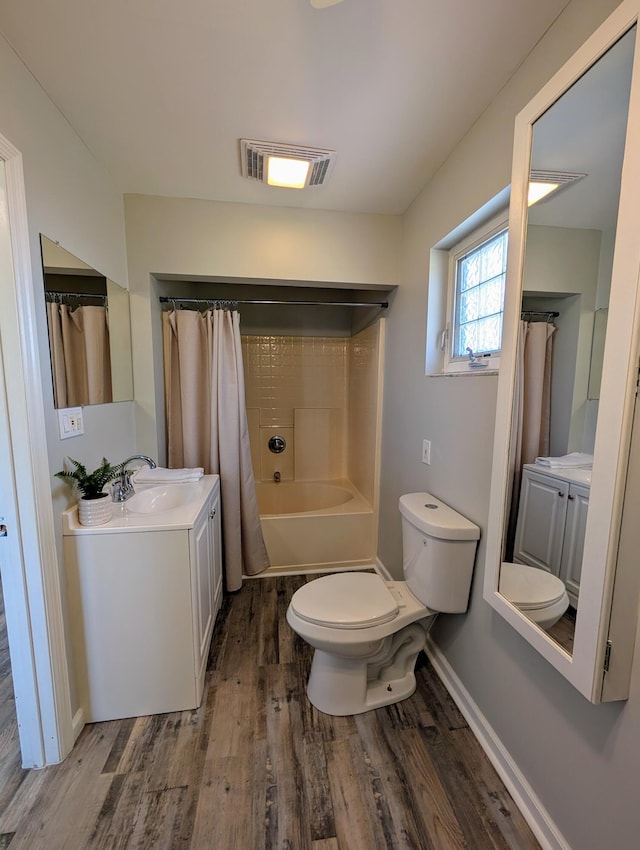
<box><xmin>255</xmin><ymin>479</ymin><xmax>375</xmax><ymax>574</ymax></box>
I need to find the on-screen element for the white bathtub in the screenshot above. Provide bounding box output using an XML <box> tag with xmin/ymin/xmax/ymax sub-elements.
<box><xmin>255</xmin><ymin>479</ymin><xmax>375</xmax><ymax>573</ymax></box>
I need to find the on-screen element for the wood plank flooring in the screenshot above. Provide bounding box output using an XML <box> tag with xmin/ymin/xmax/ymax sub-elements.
<box><xmin>547</xmin><ymin>607</ymin><xmax>576</xmax><ymax>654</ymax></box>
<box><xmin>0</xmin><ymin>579</ymin><xmax>22</xmax><ymax>837</ymax></box>
<box><xmin>0</xmin><ymin>575</ymin><xmax>541</xmax><ymax>849</ymax></box>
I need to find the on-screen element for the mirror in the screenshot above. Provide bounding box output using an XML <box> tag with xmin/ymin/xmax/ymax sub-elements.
<box><xmin>484</xmin><ymin>5</ymin><xmax>640</xmax><ymax>703</ymax></box>
<box><xmin>503</xmin><ymin>27</ymin><xmax>635</xmax><ymax>647</ymax></box>
<box><xmin>587</xmin><ymin>308</ymin><xmax>608</xmax><ymax>400</ymax></box>
<box><xmin>41</xmin><ymin>236</ymin><xmax>134</xmax><ymax>408</ymax></box>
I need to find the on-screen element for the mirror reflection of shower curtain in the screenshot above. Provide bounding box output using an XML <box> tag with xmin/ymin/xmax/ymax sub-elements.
<box><xmin>505</xmin><ymin>320</ymin><xmax>556</xmax><ymax>557</ymax></box>
<box><xmin>46</xmin><ymin>303</ymin><xmax>112</xmax><ymax>408</ymax></box>
<box><xmin>162</xmin><ymin>308</ymin><xmax>269</xmax><ymax>591</ymax></box>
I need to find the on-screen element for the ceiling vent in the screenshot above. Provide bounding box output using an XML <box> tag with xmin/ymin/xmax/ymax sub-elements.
<box><xmin>529</xmin><ymin>169</ymin><xmax>587</xmax><ymax>186</ymax></box>
<box><xmin>240</xmin><ymin>139</ymin><xmax>336</xmax><ymax>188</ymax></box>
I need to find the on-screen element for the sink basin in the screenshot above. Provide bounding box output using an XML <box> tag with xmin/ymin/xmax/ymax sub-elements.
<box><xmin>125</xmin><ymin>483</ymin><xmax>203</xmax><ymax>514</ymax></box>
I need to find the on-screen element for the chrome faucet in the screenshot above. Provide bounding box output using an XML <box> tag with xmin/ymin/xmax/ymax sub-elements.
<box><xmin>111</xmin><ymin>455</ymin><xmax>157</xmax><ymax>502</ymax></box>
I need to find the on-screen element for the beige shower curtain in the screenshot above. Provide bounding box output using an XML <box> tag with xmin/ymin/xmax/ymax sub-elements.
<box><xmin>162</xmin><ymin>308</ymin><xmax>269</xmax><ymax>591</ymax></box>
<box><xmin>506</xmin><ymin>320</ymin><xmax>556</xmax><ymax>554</ymax></box>
<box><xmin>46</xmin><ymin>303</ymin><xmax>112</xmax><ymax>408</ymax></box>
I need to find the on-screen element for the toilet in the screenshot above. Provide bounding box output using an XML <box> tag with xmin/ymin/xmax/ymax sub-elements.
<box><xmin>499</xmin><ymin>562</ymin><xmax>569</xmax><ymax>630</ymax></box>
<box><xmin>286</xmin><ymin>493</ymin><xmax>480</xmax><ymax>716</ymax></box>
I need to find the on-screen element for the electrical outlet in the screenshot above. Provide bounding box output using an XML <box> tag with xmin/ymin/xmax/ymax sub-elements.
<box><xmin>58</xmin><ymin>406</ymin><xmax>85</xmax><ymax>440</ymax></box>
<box><xmin>422</xmin><ymin>439</ymin><xmax>431</xmax><ymax>465</ymax></box>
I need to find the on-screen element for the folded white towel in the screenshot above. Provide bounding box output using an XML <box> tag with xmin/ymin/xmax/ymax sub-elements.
<box><xmin>132</xmin><ymin>466</ymin><xmax>204</xmax><ymax>484</ymax></box>
<box><xmin>534</xmin><ymin>452</ymin><xmax>593</xmax><ymax>469</ymax></box>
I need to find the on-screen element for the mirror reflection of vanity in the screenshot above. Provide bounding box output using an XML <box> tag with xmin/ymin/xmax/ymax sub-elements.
<box><xmin>484</xmin><ymin>2</ymin><xmax>640</xmax><ymax>703</ymax></box>
<box><xmin>41</xmin><ymin>235</ymin><xmax>134</xmax><ymax>408</ymax></box>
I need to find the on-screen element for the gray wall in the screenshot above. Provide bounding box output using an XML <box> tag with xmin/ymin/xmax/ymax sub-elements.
<box><xmin>0</xmin><ymin>31</ymin><xmax>134</xmax><ymax>713</ymax></box>
<box><xmin>377</xmin><ymin>0</ymin><xmax>639</xmax><ymax>847</ymax></box>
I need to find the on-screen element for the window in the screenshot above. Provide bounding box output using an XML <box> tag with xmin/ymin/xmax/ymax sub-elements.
<box><xmin>444</xmin><ymin>217</ymin><xmax>508</xmax><ymax>372</ymax></box>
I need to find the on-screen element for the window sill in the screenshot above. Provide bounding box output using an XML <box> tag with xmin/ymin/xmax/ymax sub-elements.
<box><xmin>427</xmin><ymin>369</ymin><xmax>500</xmax><ymax>378</ymax></box>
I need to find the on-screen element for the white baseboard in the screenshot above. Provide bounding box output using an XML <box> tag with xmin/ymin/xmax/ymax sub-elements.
<box><xmin>71</xmin><ymin>707</ymin><xmax>85</xmax><ymax>743</ymax></box>
<box><xmin>425</xmin><ymin>636</ymin><xmax>569</xmax><ymax>850</ymax></box>
<box><xmin>375</xmin><ymin>557</ymin><xmax>392</xmax><ymax>580</ymax></box>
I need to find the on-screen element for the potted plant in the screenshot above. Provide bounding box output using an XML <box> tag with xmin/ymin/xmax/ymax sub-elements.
<box><xmin>55</xmin><ymin>457</ymin><xmax>122</xmax><ymax>526</ymax></box>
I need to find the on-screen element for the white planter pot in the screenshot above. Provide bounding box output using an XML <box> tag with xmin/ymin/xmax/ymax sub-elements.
<box><xmin>77</xmin><ymin>494</ymin><xmax>112</xmax><ymax>527</ymax></box>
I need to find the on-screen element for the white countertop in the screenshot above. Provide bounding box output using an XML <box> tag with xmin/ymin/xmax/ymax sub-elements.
<box><xmin>62</xmin><ymin>475</ymin><xmax>219</xmax><ymax>534</ymax></box>
<box><xmin>523</xmin><ymin>463</ymin><xmax>592</xmax><ymax>486</ymax></box>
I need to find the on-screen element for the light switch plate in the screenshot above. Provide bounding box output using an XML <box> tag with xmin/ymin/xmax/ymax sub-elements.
<box><xmin>58</xmin><ymin>406</ymin><xmax>85</xmax><ymax>440</ymax></box>
<box><xmin>422</xmin><ymin>439</ymin><xmax>431</xmax><ymax>465</ymax></box>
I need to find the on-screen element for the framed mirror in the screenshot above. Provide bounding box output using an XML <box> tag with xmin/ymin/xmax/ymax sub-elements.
<box><xmin>484</xmin><ymin>2</ymin><xmax>640</xmax><ymax>703</ymax></box>
<box><xmin>41</xmin><ymin>235</ymin><xmax>134</xmax><ymax>408</ymax></box>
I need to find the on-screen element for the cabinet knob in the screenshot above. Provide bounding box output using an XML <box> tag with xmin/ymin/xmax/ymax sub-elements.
<box><xmin>567</xmin><ymin>494</ymin><xmax>574</xmax><ymax>500</ymax></box>
<box><xmin>558</xmin><ymin>491</ymin><xmax>565</xmax><ymax>497</ymax></box>
<box><xmin>210</xmin><ymin>508</ymin><xmax>216</xmax><ymax>518</ymax></box>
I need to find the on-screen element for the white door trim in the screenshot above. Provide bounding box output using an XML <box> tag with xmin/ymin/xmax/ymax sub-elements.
<box><xmin>0</xmin><ymin>133</ymin><xmax>73</xmax><ymax>766</ymax></box>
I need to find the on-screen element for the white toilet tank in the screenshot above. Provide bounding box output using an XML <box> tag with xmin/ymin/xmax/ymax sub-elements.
<box><xmin>399</xmin><ymin>493</ymin><xmax>480</xmax><ymax>613</ymax></box>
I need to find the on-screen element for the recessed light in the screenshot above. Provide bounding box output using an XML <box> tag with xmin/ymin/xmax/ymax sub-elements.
<box><xmin>528</xmin><ymin>169</ymin><xmax>586</xmax><ymax>206</ymax></box>
<box><xmin>266</xmin><ymin>157</ymin><xmax>310</xmax><ymax>189</ymax></box>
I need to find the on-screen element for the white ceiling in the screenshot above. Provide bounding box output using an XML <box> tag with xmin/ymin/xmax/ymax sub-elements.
<box><xmin>0</xmin><ymin>0</ymin><xmax>573</xmax><ymax>215</ymax></box>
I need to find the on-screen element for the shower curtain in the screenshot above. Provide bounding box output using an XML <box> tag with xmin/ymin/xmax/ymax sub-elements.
<box><xmin>46</xmin><ymin>303</ymin><xmax>112</xmax><ymax>408</ymax></box>
<box><xmin>506</xmin><ymin>320</ymin><xmax>556</xmax><ymax>555</ymax></box>
<box><xmin>162</xmin><ymin>308</ymin><xmax>269</xmax><ymax>591</ymax></box>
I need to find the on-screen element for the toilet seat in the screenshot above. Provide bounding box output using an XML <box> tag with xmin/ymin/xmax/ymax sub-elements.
<box><xmin>500</xmin><ymin>562</ymin><xmax>566</xmax><ymax>610</ymax></box>
<box><xmin>290</xmin><ymin>573</ymin><xmax>399</xmax><ymax>629</ymax></box>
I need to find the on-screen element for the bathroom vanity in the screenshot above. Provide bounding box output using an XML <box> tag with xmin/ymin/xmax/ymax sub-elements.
<box><xmin>62</xmin><ymin>475</ymin><xmax>222</xmax><ymax>722</ymax></box>
<box><xmin>513</xmin><ymin>464</ymin><xmax>591</xmax><ymax>608</ymax></box>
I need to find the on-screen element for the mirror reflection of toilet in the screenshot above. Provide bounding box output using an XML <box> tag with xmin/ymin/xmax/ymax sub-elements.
<box><xmin>286</xmin><ymin>493</ymin><xmax>480</xmax><ymax>716</ymax></box>
<box><xmin>499</xmin><ymin>562</ymin><xmax>569</xmax><ymax>630</ymax></box>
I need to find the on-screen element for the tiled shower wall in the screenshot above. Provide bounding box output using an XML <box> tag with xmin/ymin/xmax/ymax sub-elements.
<box><xmin>242</xmin><ymin>322</ymin><xmax>382</xmax><ymax>495</ymax></box>
<box><xmin>242</xmin><ymin>335</ymin><xmax>347</xmax><ymax>482</ymax></box>
<box><xmin>347</xmin><ymin>322</ymin><xmax>382</xmax><ymax>506</ymax></box>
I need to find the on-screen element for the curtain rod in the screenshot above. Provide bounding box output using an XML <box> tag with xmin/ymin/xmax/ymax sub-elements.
<box><xmin>521</xmin><ymin>310</ymin><xmax>559</xmax><ymax>320</ymax></box>
<box><xmin>45</xmin><ymin>291</ymin><xmax>107</xmax><ymax>303</ymax></box>
<box><xmin>159</xmin><ymin>296</ymin><xmax>388</xmax><ymax>309</ymax></box>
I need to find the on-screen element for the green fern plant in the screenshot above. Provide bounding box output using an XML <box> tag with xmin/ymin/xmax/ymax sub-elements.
<box><xmin>55</xmin><ymin>457</ymin><xmax>122</xmax><ymax>500</ymax></box>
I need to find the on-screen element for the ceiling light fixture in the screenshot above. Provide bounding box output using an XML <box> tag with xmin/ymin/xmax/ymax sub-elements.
<box><xmin>240</xmin><ymin>139</ymin><xmax>336</xmax><ymax>189</ymax></box>
<box><xmin>528</xmin><ymin>169</ymin><xmax>587</xmax><ymax>206</ymax></box>
<box><xmin>267</xmin><ymin>156</ymin><xmax>310</xmax><ymax>189</ymax></box>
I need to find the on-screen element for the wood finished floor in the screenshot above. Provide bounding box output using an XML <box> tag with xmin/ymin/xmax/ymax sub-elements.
<box><xmin>0</xmin><ymin>575</ymin><xmax>541</xmax><ymax>849</ymax></box>
<box><xmin>547</xmin><ymin>607</ymin><xmax>576</xmax><ymax>654</ymax></box>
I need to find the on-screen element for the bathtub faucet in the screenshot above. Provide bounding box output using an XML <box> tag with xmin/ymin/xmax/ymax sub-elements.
<box><xmin>273</xmin><ymin>471</ymin><xmax>281</xmax><ymax>483</ymax></box>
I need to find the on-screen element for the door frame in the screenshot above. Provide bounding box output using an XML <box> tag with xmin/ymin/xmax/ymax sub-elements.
<box><xmin>0</xmin><ymin>132</ymin><xmax>73</xmax><ymax>766</ymax></box>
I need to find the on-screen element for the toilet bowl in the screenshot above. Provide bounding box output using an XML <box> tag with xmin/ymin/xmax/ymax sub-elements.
<box><xmin>286</xmin><ymin>493</ymin><xmax>480</xmax><ymax>716</ymax></box>
<box><xmin>286</xmin><ymin>572</ymin><xmax>436</xmax><ymax>715</ymax></box>
<box><xmin>499</xmin><ymin>562</ymin><xmax>569</xmax><ymax>630</ymax></box>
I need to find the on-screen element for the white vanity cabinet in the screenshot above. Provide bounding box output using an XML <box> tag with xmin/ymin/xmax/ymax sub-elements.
<box><xmin>189</xmin><ymin>482</ymin><xmax>223</xmax><ymax>694</ymax></box>
<box><xmin>513</xmin><ymin>464</ymin><xmax>590</xmax><ymax>607</ymax></box>
<box><xmin>63</xmin><ymin>475</ymin><xmax>222</xmax><ymax>723</ymax></box>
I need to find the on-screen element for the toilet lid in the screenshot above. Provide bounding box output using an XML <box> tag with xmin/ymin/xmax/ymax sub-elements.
<box><xmin>499</xmin><ymin>562</ymin><xmax>567</xmax><ymax>610</ymax></box>
<box><xmin>290</xmin><ymin>573</ymin><xmax>399</xmax><ymax>629</ymax></box>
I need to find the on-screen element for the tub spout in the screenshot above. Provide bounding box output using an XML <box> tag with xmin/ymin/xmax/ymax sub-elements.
<box><xmin>274</xmin><ymin>471</ymin><xmax>281</xmax><ymax>483</ymax></box>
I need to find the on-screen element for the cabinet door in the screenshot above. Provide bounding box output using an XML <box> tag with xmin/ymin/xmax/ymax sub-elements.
<box><xmin>191</xmin><ymin>504</ymin><xmax>215</xmax><ymax>683</ymax></box>
<box><xmin>513</xmin><ymin>470</ymin><xmax>568</xmax><ymax>574</ymax></box>
<box><xmin>210</xmin><ymin>491</ymin><xmax>223</xmax><ymax>615</ymax></box>
<box><xmin>559</xmin><ymin>483</ymin><xmax>590</xmax><ymax>607</ymax></box>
